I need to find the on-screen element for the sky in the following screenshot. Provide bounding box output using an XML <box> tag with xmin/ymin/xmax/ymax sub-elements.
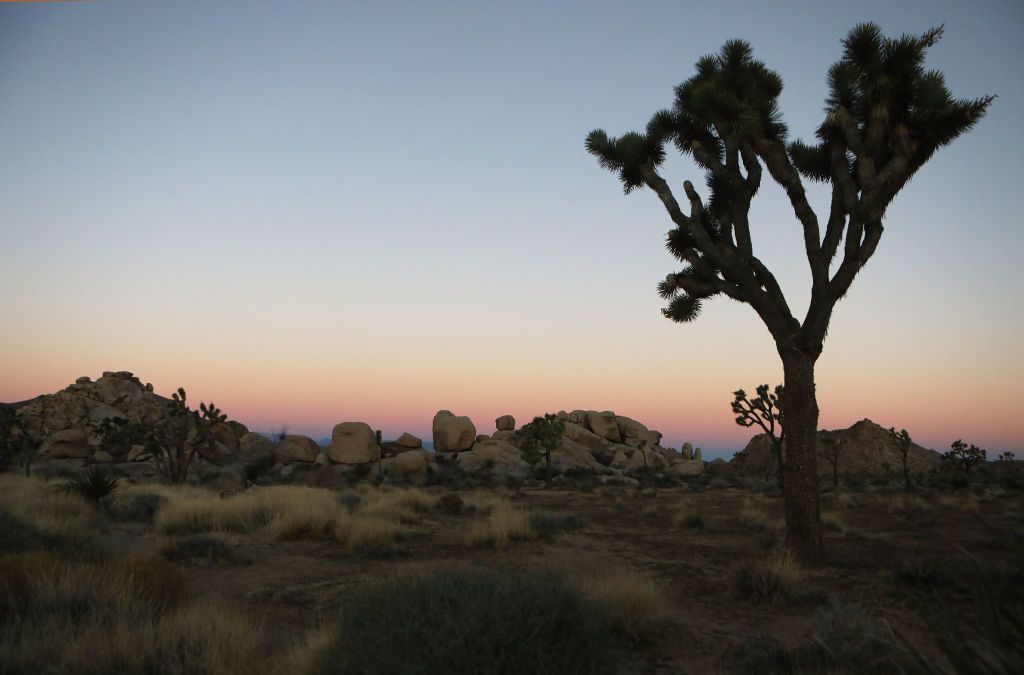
<box><xmin>1</xmin><ymin>0</ymin><xmax>1021</xmax><ymax>458</ymax></box>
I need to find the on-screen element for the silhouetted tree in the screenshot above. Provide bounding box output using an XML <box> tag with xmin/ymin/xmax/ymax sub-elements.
<box><xmin>148</xmin><ymin>388</ymin><xmax>227</xmax><ymax>484</ymax></box>
<box><xmin>732</xmin><ymin>385</ymin><xmax>784</xmax><ymax>489</ymax></box>
<box><xmin>517</xmin><ymin>414</ymin><xmax>565</xmax><ymax>488</ymax></box>
<box><xmin>942</xmin><ymin>439</ymin><xmax>986</xmax><ymax>474</ymax></box>
<box><xmin>587</xmin><ymin>24</ymin><xmax>992</xmax><ymax>561</ymax></box>
<box><xmin>997</xmin><ymin>451</ymin><xmax>1015</xmax><ymax>463</ymax></box>
<box><xmin>887</xmin><ymin>427</ymin><xmax>914</xmax><ymax>489</ymax></box>
<box><xmin>819</xmin><ymin>436</ymin><xmax>842</xmax><ymax>490</ymax></box>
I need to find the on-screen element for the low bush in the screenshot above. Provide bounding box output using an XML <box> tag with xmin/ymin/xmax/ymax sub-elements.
<box><xmin>59</xmin><ymin>466</ymin><xmax>122</xmax><ymax>503</ymax></box>
<box><xmin>466</xmin><ymin>500</ymin><xmax>534</xmax><ymax>548</ymax></box>
<box><xmin>672</xmin><ymin>502</ymin><xmax>707</xmax><ymax>530</ymax></box>
<box><xmin>311</xmin><ymin>571</ymin><xmax>615</xmax><ymax>674</ymax></box>
<box><xmin>891</xmin><ymin>555</ymin><xmax>955</xmax><ymax>591</ymax></box>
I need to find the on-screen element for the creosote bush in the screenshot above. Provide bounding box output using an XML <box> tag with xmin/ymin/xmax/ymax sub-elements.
<box><xmin>311</xmin><ymin>571</ymin><xmax>615</xmax><ymax>675</ymax></box>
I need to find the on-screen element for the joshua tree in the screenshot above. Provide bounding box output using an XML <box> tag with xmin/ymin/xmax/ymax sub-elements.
<box><xmin>997</xmin><ymin>451</ymin><xmax>1015</xmax><ymax>463</ymax></box>
<box><xmin>148</xmin><ymin>388</ymin><xmax>227</xmax><ymax>484</ymax></box>
<box><xmin>887</xmin><ymin>427</ymin><xmax>914</xmax><ymax>489</ymax></box>
<box><xmin>587</xmin><ymin>24</ymin><xmax>992</xmax><ymax>561</ymax></box>
<box><xmin>732</xmin><ymin>385</ymin><xmax>784</xmax><ymax>489</ymax></box>
<box><xmin>819</xmin><ymin>436</ymin><xmax>842</xmax><ymax>490</ymax></box>
<box><xmin>942</xmin><ymin>439</ymin><xmax>986</xmax><ymax>474</ymax></box>
<box><xmin>517</xmin><ymin>414</ymin><xmax>565</xmax><ymax>488</ymax></box>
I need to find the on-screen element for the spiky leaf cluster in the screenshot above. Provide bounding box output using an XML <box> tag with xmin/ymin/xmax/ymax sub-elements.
<box><xmin>792</xmin><ymin>23</ymin><xmax>994</xmax><ymax>191</ymax></box>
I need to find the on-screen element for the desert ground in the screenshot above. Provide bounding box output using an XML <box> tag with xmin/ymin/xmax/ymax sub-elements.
<box><xmin>2</xmin><ymin>466</ymin><xmax>1021</xmax><ymax>674</ymax></box>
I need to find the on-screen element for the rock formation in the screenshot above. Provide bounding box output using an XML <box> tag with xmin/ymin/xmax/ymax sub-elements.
<box><xmin>730</xmin><ymin>418</ymin><xmax>942</xmax><ymax>478</ymax></box>
<box><xmin>432</xmin><ymin>410</ymin><xmax>476</xmax><ymax>453</ymax></box>
<box><xmin>328</xmin><ymin>422</ymin><xmax>379</xmax><ymax>464</ymax></box>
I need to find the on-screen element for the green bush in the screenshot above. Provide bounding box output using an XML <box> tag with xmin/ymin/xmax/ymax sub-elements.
<box><xmin>314</xmin><ymin>571</ymin><xmax>615</xmax><ymax>674</ymax></box>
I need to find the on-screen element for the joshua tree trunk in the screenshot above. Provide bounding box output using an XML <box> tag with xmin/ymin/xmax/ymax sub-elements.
<box><xmin>901</xmin><ymin>451</ymin><xmax>911</xmax><ymax>491</ymax></box>
<box><xmin>771</xmin><ymin>442</ymin><xmax>784</xmax><ymax>491</ymax></box>
<box><xmin>780</xmin><ymin>349</ymin><xmax>822</xmax><ymax>562</ymax></box>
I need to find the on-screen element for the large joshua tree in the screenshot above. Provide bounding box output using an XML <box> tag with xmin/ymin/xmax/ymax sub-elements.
<box><xmin>586</xmin><ymin>24</ymin><xmax>992</xmax><ymax>561</ymax></box>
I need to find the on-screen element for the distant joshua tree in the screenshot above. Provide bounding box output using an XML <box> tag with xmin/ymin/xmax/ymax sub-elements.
<box><xmin>997</xmin><ymin>451</ymin><xmax>1016</xmax><ymax>463</ymax></box>
<box><xmin>942</xmin><ymin>439</ymin><xmax>986</xmax><ymax>474</ymax></box>
<box><xmin>587</xmin><ymin>24</ymin><xmax>992</xmax><ymax>560</ymax></box>
<box><xmin>517</xmin><ymin>414</ymin><xmax>565</xmax><ymax>488</ymax></box>
<box><xmin>887</xmin><ymin>427</ymin><xmax>914</xmax><ymax>489</ymax></box>
<box><xmin>732</xmin><ymin>385</ymin><xmax>784</xmax><ymax>489</ymax></box>
<box><xmin>147</xmin><ymin>388</ymin><xmax>227</xmax><ymax>484</ymax></box>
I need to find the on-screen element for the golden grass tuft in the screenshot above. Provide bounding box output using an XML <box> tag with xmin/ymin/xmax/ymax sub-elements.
<box><xmin>738</xmin><ymin>495</ymin><xmax>780</xmax><ymax>532</ymax></box>
<box><xmin>577</xmin><ymin>570</ymin><xmax>665</xmax><ymax>641</ymax></box>
<box><xmin>731</xmin><ymin>551</ymin><xmax>805</xmax><ymax>603</ymax></box>
<box><xmin>820</xmin><ymin>510</ymin><xmax>847</xmax><ymax>533</ymax></box>
<box><xmin>671</xmin><ymin>500</ymin><xmax>707</xmax><ymax>530</ymax></box>
<box><xmin>0</xmin><ymin>473</ymin><xmax>99</xmax><ymax>541</ymax></box>
<box><xmin>466</xmin><ymin>502</ymin><xmax>534</xmax><ymax>549</ymax></box>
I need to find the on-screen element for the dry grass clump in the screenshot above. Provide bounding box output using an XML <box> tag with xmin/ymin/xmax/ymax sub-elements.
<box><xmin>730</xmin><ymin>551</ymin><xmax>805</xmax><ymax>603</ymax></box>
<box><xmin>935</xmin><ymin>493</ymin><xmax>980</xmax><ymax>513</ymax></box>
<box><xmin>671</xmin><ymin>501</ymin><xmax>707</xmax><ymax>530</ymax></box>
<box><xmin>334</xmin><ymin>513</ymin><xmax>403</xmax><ymax>552</ymax></box>
<box><xmin>466</xmin><ymin>501</ymin><xmax>534</xmax><ymax>549</ymax></box>
<box><xmin>738</xmin><ymin>495</ymin><xmax>781</xmax><ymax>532</ymax></box>
<box><xmin>0</xmin><ymin>551</ymin><xmax>267</xmax><ymax>674</ymax></box>
<box><xmin>154</xmin><ymin>485</ymin><xmax>415</xmax><ymax>552</ymax></box>
<box><xmin>159</xmin><ymin>534</ymin><xmax>251</xmax><ymax>566</ymax></box>
<box><xmin>577</xmin><ymin>570</ymin><xmax>665</xmax><ymax>642</ymax></box>
<box><xmin>821</xmin><ymin>510</ymin><xmax>847</xmax><ymax>533</ymax></box>
<box><xmin>0</xmin><ymin>474</ymin><xmax>99</xmax><ymax>544</ymax></box>
<box><xmin>361</xmin><ymin>487</ymin><xmax>439</xmax><ymax>523</ymax></box>
<box><xmin>886</xmin><ymin>494</ymin><xmax>935</xmax><ymax>515</ymax></box>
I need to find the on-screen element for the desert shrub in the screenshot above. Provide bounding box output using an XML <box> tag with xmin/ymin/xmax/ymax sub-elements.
<box><xmin>738</xmin><ymin>496</ymin><xmax>780</xmax><ymax>531</ymax></box>
<box><xmin>672</xmin><ymin>502</ymin><xmax>707</xmax><ymax>530</ymax></box>
<box><xmin>159</xmin><ymin>535</ymin><xmax>251</xmax><ymax>566</ymax></box>
<box><xmin>437</xmin><ymin>492</ymin><xmax>465</xmax><ymax>515</ymax></box>
<box><xmin>708</xmin><ymin>477</ymin><xmax>731</xmax><ymax>490</ymax></box>
<box><xmin>529</xmin><ymin>512</ymin><xmax>583</xmax><ymax>540</ymax></box>
<box><xmin>891</xmin><ymin>555</ymin><xmax>955</xmax><ymax>591</ymax></box>
<box><xmin>820</xmin><ymin>510</ymin><xmax>846</xmax><ymax>533</ymax></box>
<box><xmin>336</xmin><ymin>488</ymin><xmax>363</xmax><ymax>512</ymax></box>
<box><xmin>753</xmin><ymin>529</ymin><xmax>780</xmax><ymax>553</ymax></box>
<box><xmin>730</xmin><ymin>599</ymin><xmax>915</xmax><ymax>674</ymax></box>
<box><xmin>466</xmin><ymin>501</ymin><xmax>534</xmax><ymax>548</ymax></box>
<box><xmin>333</xmin><ymin>512</ymin><xmax>403</xmax><ymax>552</ymax></box>
<box><xmin>313</xmin><ymin>571</ymin><xmax>615</xmax><ymax>674</ymax></box>
<box><xmin>60</xmin><ymin>465</ymin><xmax>121</xmax><ymax>503</ymax></box>
<box><xmin>731</xmin><ymin>552</ymin><xmax>805</xmax><ymax>603</ymax></box>
<box><xmin>361</xmin><ymin>488</ymin><xmax>438</xmax><ymax>523</ymax></box>
<box><xmin>577</xmin><ymin>570</ymin><xmax>664</xmax><ymax>643</ymax></box>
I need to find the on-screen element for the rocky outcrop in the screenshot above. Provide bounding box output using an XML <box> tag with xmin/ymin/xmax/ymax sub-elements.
<box><xmin>730</xmin><ymin>418</ymin><xmax>942</xmax><ymax>478</ymax></box>
<box><xmin>275</xmin><ymin>435</ymin><xmax>320</xmax><ymax>463</ymax></box>
<box><xmin>40</xmin><ymin>429</ymin><xmax>91</xmax><ymax>459</ymax></box>
<box><xmin>432</xmin><ymin>410</ymin><xmax>476</xmax><ymax>453</ymax></box>
<box><xmin>457</xmin><ymin>440</ymin><xmax>530</xmax><ymax>478</ymax></box>
<box><xmin>383</xmin><ymin>450</ymin><xmax>430</xmax><ymax>478</ymax></box>
<box><xmin>328</xmin><ymin>422</ymin><xmax>379</xmax><ymax>464</ymax></box>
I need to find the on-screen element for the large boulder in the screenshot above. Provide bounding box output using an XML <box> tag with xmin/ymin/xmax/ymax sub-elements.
<box><xmin>41</xmin><ymin>430</ymin><xmax>91</xmax><ymax>459</ymax></box>
<box><xmin>275</xmin><ymin>435</ymin><xmax>319</xmax><ymax>463</ymax></box>
<box><xmin>667</xmin><ymin>460</ymin><xmax>704</xmax><ymax>477</ymax></box>
<box><xmin>383</xmin><ymin>450</ymin><xmax>430</xmax><ymax>478</ymax></box>
<box><xmin>561</xmin><ymin>422</ymin><xmax>610</xmax><ymax>454</ymax></box>
<box><xmin>211</xmin><ymin>423</ymin><xmax>241</xmax><ymax>452</ymax></box>
<box><xmin>495</xmin><ymin>415</ymin><xmax>515</xmax><ymax>431</ymax></box>
<box><xmin>329</xmin><ymin>422</ymin><xmax>378</xmax><ymax>464</ymax></box>
<box><xmin>587</xmin><ymin>411</ymin><xmax>621</xmax><ymax>443</ymax></box>
<box><xmin>550</xmin><ymin>439</ymin><xmax>605</xmax><ymax>474</ymax></box>
<box><xmin>239</xmin><ymin>432</ymin><xmax>274</xmax><ymax>455</ymax></box>
<box><xmin>395</xmin><ymin>433</ymin><xmax>422</xmax><ymax>449</ymax></box>
<box><xmin>457</xmin><ymin>440</ymin><xmax>529</xmax><ymax>478</ymax></box>
<box><xmin>432</xmin><ymin>410</ymin><xmax>476</xmax><ymax>453</ymax></box>
<box><xmin>615</xmin><ymin>415</ymin><xmax>662</xmax><ymax>449</ymax></box>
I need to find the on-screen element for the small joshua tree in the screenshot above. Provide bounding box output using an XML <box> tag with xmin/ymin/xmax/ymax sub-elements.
<box><xmin>997</xmin><ymin>451</ymin><xmax>1016</xmax><ymax>463</ymax></box>
<box><xmin>942</xmin><ymin>439</ymin><xmax>986</xmax><ymax>475</ymax></box>
<box><xmin>148</xmin><ymin>388</ymin><xmax>228</xmax><ymax>484</ymax></box>
<box><xmin>733</xmin><ymin>385</ymin><xmax>784</xmax><ymax>489</ymax></box>
<box><xmin>517</xmin><ymin>414</ymin><xmax>565</xmax><ymax>488</ymax></box>
<box><xmin>887</xmin><ymin>427</ymin><xmax>914</xmax><ymax>490</ymax></box>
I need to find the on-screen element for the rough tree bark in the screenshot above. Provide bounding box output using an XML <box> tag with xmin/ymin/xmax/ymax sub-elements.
<box><xmin>780</xmin><ymin>349</ymin><xmax>822</xmax><ymax>559</ymax></box>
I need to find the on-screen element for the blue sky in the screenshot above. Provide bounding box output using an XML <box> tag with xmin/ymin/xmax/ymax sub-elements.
<box><xmin>1</xmin><ymin>1</ymin><xmax>1021</xmax><ymax>458</ymax></box>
